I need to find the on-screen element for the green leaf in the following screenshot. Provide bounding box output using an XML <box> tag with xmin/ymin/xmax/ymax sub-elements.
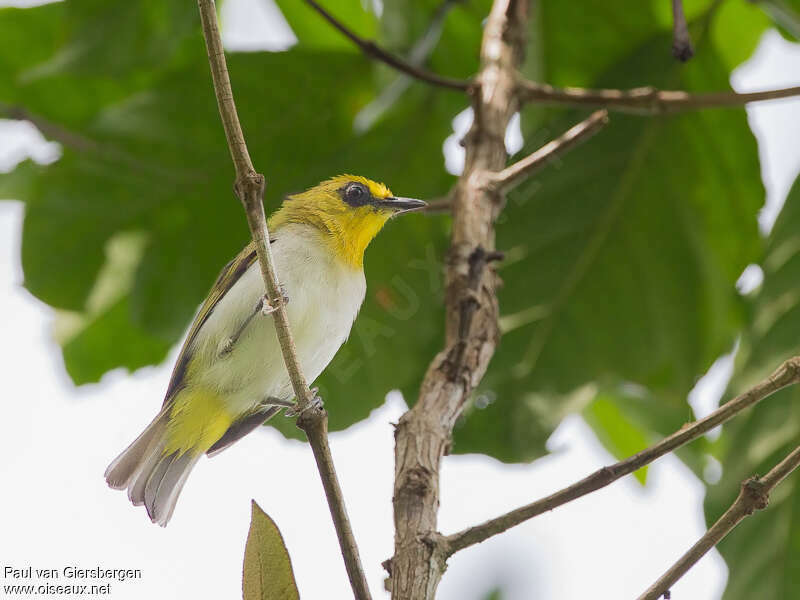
<box><xmin>242</xmin><ymin>501</ymin><xmax>299</xmax><ymax>600</ymax></box>
<box><xmin>454</xmin><ymin>13</ymin><xmax>764</xmax><ymax>462</ymax></box>
<box><xmin>3</xmin><ymin>1</ymin><xmax>462</xmax><ymax>424</ymax></box>
<box><xmin>483</xmin><ymin>588</ymin><xmax>503</xmax><ymax>600</ymax></box>
<box><xmin>62</xmin><ymin>297</ymin><xmax>171</xmax><ymax>384</ymax></box>
<box><xmin>2</xmin><ymin>0</ymin><xmax>774</xmax><ymax>476</ymax></box>
<box><xmin>706</xmin><ymin>175</ymin><xmax>800</xmax><ymax>600</ymax></box>
<box><xmin>583</xmin><ymin>393</ymin><xmax>651</xmax><ymax>484</ymax></box>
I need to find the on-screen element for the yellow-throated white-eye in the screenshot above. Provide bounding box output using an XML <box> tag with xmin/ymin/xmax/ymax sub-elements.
<box><xmin>105</xmin><ymin>175</ymin><xmax>425</xmax><ymax>525</ymax></box>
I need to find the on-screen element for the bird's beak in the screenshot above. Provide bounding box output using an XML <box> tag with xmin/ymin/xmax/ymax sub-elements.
<box><xmin>376</xmin><ymin>197</ymin><xmax>427</xmax><ymax>214</ymax></box>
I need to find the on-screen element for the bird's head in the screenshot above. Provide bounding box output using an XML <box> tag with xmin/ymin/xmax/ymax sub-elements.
<box><xmin>269</xmin><ymin>175</ymin><xmax>426</xmax><ymax>268</ymax></box>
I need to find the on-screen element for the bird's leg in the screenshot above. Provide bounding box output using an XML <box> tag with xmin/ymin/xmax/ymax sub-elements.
<box><xmin>259</xmin><ymin>396</ymin><xmax>295</xmax><ymax>409</ymax></box>
<box><xmin>217</xmin><ymin>286</ymin><xmax>290</xmax><ymax>356</ymax></box>
<box><xmin>218</xmin><ymin>297</ymin><xmax>266</xmax><ymax>356</ymax></box>
<box><xmin>260</xmin><ymin>284</ymin><xmax>290</xmax><ymax>315</ymax></box>
<box><xmin>284</xmin><ymin>387</ymin><xmax>323</xmax><ymax>418</ymax></box>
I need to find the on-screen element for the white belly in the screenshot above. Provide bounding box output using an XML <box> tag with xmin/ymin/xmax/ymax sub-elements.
<box><xmin>188</xmin><ymin>224</ymin><xmax>366</xmax><ymax>414</ymax></box>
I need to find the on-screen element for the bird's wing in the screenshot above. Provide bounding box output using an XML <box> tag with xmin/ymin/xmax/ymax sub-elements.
<box><xmin>161</xmin><ymin>240</ymin><xmax>260</xmax><ymax>406</ymax></box>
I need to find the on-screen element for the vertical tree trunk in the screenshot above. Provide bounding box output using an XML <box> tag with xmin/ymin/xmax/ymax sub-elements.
<box><xmin>390</xmin><ymin>1</ymin><xmax>530</xmax><ymax>598</ymax></box>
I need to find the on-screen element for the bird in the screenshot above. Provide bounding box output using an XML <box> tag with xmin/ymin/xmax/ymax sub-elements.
<box><xmin>104</xmin><ymin>175</ymin><xmax>425</xmax><ymax>526</ymax></box>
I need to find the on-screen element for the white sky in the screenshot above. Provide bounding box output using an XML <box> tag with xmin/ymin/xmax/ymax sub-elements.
<box><xmin>1</xmin><ymin>2</ymin><xmax>799</xmax><ymax>599</ymax></box>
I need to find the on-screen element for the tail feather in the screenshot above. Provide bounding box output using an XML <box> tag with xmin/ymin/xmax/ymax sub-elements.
<box><xmin>128</xmin><ymin>445</ymin><xmax>162</xmax><ymax>506</ymax></box>
<box><xmin>104</xmin><ymin>408</ymin><xmax>168</xmax><ymax>490</ymax></box>
<box><xmin>149</xmin><ymin>452</ymin><xmax>199</xmax><ymax>525</ymax></box>
<box><xmin>105</xmin><ymin>409</ymin><xmax>201</xmax><ymax>527</ymax></box>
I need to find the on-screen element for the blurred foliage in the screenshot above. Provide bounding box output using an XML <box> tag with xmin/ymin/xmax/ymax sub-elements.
<box><xmin>1</xmin><ymin>1</ymin><xmax>799</xmax><ymax>597</ymax></box>
<box><xmin>705</xmin><ymin>178</ymin><xmax>800</xmax><ymax>600</ymax></box>
<box><xmin>243</xmin><ymin>501</ymin><xmax>299</xmax><ymax>600</ymax></box>
<box><xmin>756</xmin><ymin>0</ymin><xmax>800</xmax><ymax>39</ymax></box>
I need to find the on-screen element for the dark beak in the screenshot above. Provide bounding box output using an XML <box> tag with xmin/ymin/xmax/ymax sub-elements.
<box><xmin>376</xmin><ymin>197</ymin><xmax>427</xmax><ymax>213</ymax></box>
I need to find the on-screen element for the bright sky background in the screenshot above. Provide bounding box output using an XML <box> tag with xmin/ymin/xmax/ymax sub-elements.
<box><xmin>1</xmin><ymin>2</ymin><xmax>800</xmax><ymax>598</ymax></box>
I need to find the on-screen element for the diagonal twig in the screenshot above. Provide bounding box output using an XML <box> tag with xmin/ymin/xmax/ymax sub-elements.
<box><xmin>196</xmin><ymin>2</ymin><xmax>371</xmax><ymax>598</ymax></box>
<box><xmin>517</xmin><ymin>80</ymin><xmax>800</xmax><ymax>114</ymax></box>
<box><xmin>638</xmin><ymin>445</ymin><xmax>800</xmax><ymax>600</ymax></box>
<box><xmin>303</xmin><ymin>0</ymin><xmax>470</xmax><ymax>91</ymax></box>
<box><xmin>486</xmin><ymin>109</ymin><xmax>609</xmax><ymax>193</ymax></box>
<box><xmin>354</xmin><ymin>0</ymin><xmax>464</xmax><ymax>131</ymax></box>
<box><xmin>671</xmin><ymin>0</ymin><xmax>694</xmax><ymax>61</ymax></box>
<box><xmin>442</xmin><ymin>356</ymin><xmax>800</xmax><ymax>557</ymax></box>
<box><xmin>299</xmin><ymin>1</ymin><xmax>800</xmax><ymax>116</ymax></box>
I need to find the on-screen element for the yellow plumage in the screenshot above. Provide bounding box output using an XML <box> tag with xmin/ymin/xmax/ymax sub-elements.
<box><xmin>163</xmin><ymin>388</ymin><xmax>234</xmax><ymax>456</ymax></box>
<box><xmin>104</xmin><ymin>175</ymin><xmax>424</xmax><ymax>526</ymax></box>
<box><xmin>269</xmin><ymin>175</ymin><xmax>395</xmax><ymax>268</ymax></box>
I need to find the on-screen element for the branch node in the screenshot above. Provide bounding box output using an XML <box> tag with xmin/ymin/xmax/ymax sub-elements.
<box><xmin>741</xmin><ymin>477</ymin><xmax>769</xmax><ymax>513</ymax></box>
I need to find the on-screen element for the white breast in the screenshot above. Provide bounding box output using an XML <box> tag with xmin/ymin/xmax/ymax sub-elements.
<box><xmin>189</xmin><ymin>224</ymin><xmax>366</xmax><ymax>414</ymax></box>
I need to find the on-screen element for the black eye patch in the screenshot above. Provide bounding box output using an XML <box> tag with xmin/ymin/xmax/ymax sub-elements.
<box><xmin>341</xmin><ymin>182</ymin><xmax>371</xmax><ymax>207</ymax></box>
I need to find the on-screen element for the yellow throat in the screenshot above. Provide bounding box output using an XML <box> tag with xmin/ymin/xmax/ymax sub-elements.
<box><xmin>268</xmin><ymin>175</ymin><xmax>395</xmax><ymax>268</ymax></box>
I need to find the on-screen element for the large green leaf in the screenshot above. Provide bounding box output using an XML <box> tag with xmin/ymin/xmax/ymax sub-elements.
<box><xmin>2</xmin><ymin>1</ymin><xmax>461</xmax><ymax>434</ymax></box>
<box><xmin>705</xmin><ymin>176</ymin><xmax>800</xmax><ymax>600</ymax></box>
<box><xmin>453</xmin><ymin>10</ymin><xmax>764</xmax><ymax>461</ymax></box>
<box><xmin>1</xmin><ymin>0</ymin><xmax>775</xmax><ymax>472</ymax></box>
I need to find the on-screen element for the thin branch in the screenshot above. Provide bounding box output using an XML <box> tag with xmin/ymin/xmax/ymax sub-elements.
<box><xmin>487</xmin><ymin>109</ymin><xmax>608</xmax><ymax>193</ymax></box>
<box><xmin>196</xmin><ymin>2</ymin><xmax>371</xmax><ymax>598</ymax></box>
<box><xmin>517</xmin><ymin>79</ymin><xmax>800</xmax><ymax>114</ymax></box>
<box><xmin>1</xmin><ymin>103</ymin><xmax>98</xmax><ymax>154</ymax></box>
<box><xmin>303</xmin><ymin>0</ymin><xmax>470</xmax><ymax>91</ymax></box>
<box><xmin>638</xmin><ymin>445</ymin><xmax>800</xmax><ymax>600</ymax></box>
<box><xmin>354</xmin><ymin>0</ymin><xmax>463</xmax><ymax>131</ymax></box>
<box><xmin>671</xmin><ymin>0</ymin><xmax>694</xmax><ymax>61</ymax></box>
<box><xmin>421</xmin><ymin>193</ymin><xmax>453</xmax><ymax>214</ymax></box>
<box><xmin>442</xmin><ymin>356</ymin><xmax>800</xmax><ymax>557</ymax></box>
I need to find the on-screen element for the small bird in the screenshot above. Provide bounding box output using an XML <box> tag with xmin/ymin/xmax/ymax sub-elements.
<box><xmin>105</xmin><ymin>175</ymin><xmax>425</xmax><ymax>526</ymax></box>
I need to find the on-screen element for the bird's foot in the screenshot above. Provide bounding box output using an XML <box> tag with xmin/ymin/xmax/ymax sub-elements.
<box><xmin>284</xmin><ymin>387</ymin><xmax>323</xmax><ymax>417</ymax></box>
<box><xmin>218</xmin><ymin>337</ymin><xmax>234</xmax><ymax>356</ymax></box>
<box><xmin>260</xmin><ymin>285</ymin><xmax>289</xmax><ymax>315</ymax></box>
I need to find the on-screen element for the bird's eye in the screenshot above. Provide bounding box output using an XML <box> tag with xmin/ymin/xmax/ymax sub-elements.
<box><xmin>344</xmin><ymin>183</ymin><xmax>369</xmax><ymax>206</ymax></box>
<box><xmin>348</xmin><ymin>185</ymin><xmax>365</xmax><ymax>200</ymax></box>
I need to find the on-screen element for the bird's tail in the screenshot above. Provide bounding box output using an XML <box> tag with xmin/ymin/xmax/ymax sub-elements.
<box><xmin>104</xmin><ymin>405</ymin><xmax>201</xmax><ymax>527</ymax></box>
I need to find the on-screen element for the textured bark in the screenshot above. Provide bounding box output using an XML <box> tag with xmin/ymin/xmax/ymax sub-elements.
<box><xmin>389</xmin><ymin>1</ymin><xmax>530</xmax><ymax>598</ymax></box>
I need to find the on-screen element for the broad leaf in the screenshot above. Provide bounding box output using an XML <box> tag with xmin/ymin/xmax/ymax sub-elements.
<box><xmin>1</xmin><ymin>2</ymin><xmax>461</xmax><ymax>435</ymax></box>
<box><xmin>454</xmin><ymin>11</ymin><xmax>764</xmax><ymax>462</ymax></box>
<box><xmin>705</xmin><ymin>175</ymin><xmax>800</xmax><ymax>600</ymax></box>
<box><xmin>243</xmin><ymin>501</ymin><xmax>299</xmax><ymax>600</ymax></box>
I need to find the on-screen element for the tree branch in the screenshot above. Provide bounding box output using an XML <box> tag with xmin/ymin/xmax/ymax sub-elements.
<box><xmin>638</xmin><ymin>445</ymin><xmax>800</xmax><ymax>600</ymax></box>
<box><xmin>389</xmin><ymin>1</ymin><xmax>530</xmax><ymax>598</ymax></box>
<box><xmin>196</xmin><ymin>2</ymin><xmax>371</xmax><ymax>598</ymax></box>
<box><xmin>303</xmin><ymin>0</ymin><xmax>470</xmax><ymax>91</ymax></box>
<box><xmin>442</xmin><ymin>356</ymin><xmax>800</xmax><ymax>557</ymax></box>
<box><xmin>486</xmin><ymin>109</ymin><xmax>608</xmax><ymax>193</ymax></box>
<box><xmin>517</xmin><ymin>79</ymin><xmax>800</xmax><ymax>114</ymax></box>
<box><xmin>671</xmin><ymin>0</ymin><xmax>694</xmax><ymax>61</ymax></box>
